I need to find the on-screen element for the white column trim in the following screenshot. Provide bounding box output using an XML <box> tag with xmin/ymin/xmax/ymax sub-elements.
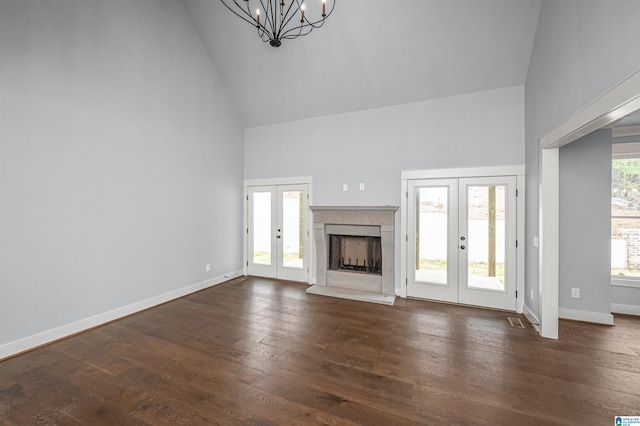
<box><xmin>539</xmin><ymin>148</ymin><xmax>559</xmax><ymax>339</ymax></box>
<box><xmin>516</xmin><ymin>174</ymin><xmax>525</xmax><ymax>314</ymax></box>
<box><xmin>399</xmin><ymin>178</ymin><xmax>408</xmax><ymax>297</ymax></box>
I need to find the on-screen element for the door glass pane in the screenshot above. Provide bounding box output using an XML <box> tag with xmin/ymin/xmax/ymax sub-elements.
<box><xmin>415</xmin><ymin>187</ymin><xmax>448</xmax><ymax>284</ymax></box>
<box><xmin>282</xmin><ymin>190</ymin><xmax>303</xmax><ymax>269</ymax></box>
<box><xmin>252</xmin><ymin>192</ymin><xmax>271</xmax><ymax>265</ymax></box>
<box><xmin>466</xmin><ymin>185</ymin><xmax>506</xmax><ymax>290</ymax></box>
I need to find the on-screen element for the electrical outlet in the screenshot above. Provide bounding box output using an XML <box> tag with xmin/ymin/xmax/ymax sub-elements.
<box><xmin>206</xmin><ymin>263</ymin><xmax>211</xmax><ymax>272</ymax></box>
<box><xmin>533</xmin><ymin>236</ymin><xmax>539</xmax><ymax>248</ymax></box>
<box><xmin>571</xmin><ymin>288</ymin><xmax>580</xmax><ymax>298</ymax></box>
<box><xmin>359</xmin><ymin>183</ymin><xmax>365</xmax><ymax>191</ymax></box>
<box><xmin>530</xmin><ymin>289</ymin><xmax>534</xmax><ymax>301</ymax></box>
<box><xmin>342</xmin><ymin>184</ymin><xmax>348</xmax><ymax>191</ymax></box>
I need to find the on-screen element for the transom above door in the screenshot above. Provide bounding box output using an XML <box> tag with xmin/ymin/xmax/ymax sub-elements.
<box><xmin>401</xmin><ymin>167</ymin><xmax>524</xmax><ymax>313</ymax></box>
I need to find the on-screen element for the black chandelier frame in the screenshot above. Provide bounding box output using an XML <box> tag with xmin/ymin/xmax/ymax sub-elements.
<box><xmin>219</xmin><ymin>0</ymin><xmax>336</xmax><ymax>47</ymax></box>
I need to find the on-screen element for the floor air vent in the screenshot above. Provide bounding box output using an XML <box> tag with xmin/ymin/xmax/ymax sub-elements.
<box><xmin>508</xmin><ymin>317</ymin><xmax>525</xmax><ymax>328</ymax></box>
<box><xmin>230</xmin><ymin>277</ymin><xmax>245</xmax><ymax>284</ymax></box>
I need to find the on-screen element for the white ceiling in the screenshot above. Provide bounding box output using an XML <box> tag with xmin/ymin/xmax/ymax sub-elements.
<box><xmin>183</xmin><ymin>0</ymin><xmax>543</xmax><ymax>128</ymax></box>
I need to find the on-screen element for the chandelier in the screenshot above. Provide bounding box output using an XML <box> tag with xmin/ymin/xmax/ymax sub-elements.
<box><xmin>219</xmin><ymin>0</ymin><xmax>336</xmax><ymax>47</ymax></box>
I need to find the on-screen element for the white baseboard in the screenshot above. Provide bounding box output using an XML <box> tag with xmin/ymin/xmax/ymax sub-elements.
<box><xmin>558</xmin><ymin>308</ymin><xmax>615</xmax><ymax>325</ymax></box>
<box><xmin>611</xmin><ymin>303</ymin><xmax>640</xmax><ymax>316</ymax></box>
<box><xmin>523</xmin><ymin>304</ymin><xmax>541</xmax><ymax>333</ymax></box>
<box><xmin>0</xmin><ymin>269</ymin><xmax>243</xmax><ymax>360</ymax></box>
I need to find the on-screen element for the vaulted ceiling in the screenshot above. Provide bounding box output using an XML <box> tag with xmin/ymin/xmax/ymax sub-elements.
<box><xmin>183</xmin><ymin>0</ymin><xmax>543</xmax><ymax>128</ymax></box>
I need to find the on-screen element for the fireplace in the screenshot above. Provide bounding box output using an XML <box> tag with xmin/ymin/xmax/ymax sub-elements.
<box><xmin>307</xmin><ymin>206</ymin><xmax>398</xmax><ymax>305</ymax></box>
<box><xmin>328</xmin><ymin>234</ymin><xmax>382</xmax><ymax>274</ymax></box>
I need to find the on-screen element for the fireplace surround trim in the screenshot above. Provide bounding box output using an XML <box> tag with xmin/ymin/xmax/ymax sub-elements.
<box><xmin>310</xmin><ymin>205</ymin><xmax>398</xmax><ymax>298</ymax></box>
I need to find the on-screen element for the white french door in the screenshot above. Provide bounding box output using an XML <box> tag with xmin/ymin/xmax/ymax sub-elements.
<box><xmin>247</xmin><ymin>184</ymin><xmax>309</xmax><ymax>282</ymax></box>
<box><xmin>407</xmin><ymin>176</ymin><xmax>517</xmax><ymax>311</ymax></box>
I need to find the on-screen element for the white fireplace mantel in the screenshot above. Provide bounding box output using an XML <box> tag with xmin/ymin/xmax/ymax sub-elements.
<box><xmin>308</xmin><ymin>205</ymin><xmax>398</xmax><ymax>305</ymax></box>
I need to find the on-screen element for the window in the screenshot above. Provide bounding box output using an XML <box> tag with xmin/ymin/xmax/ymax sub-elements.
<box><xmin>611</xmin><ymin>142</ymin><xmax>640</xmax><ymax>287</ymax></box>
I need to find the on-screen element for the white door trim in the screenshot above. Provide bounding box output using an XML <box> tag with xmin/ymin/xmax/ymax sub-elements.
<box><xmin>402</xmin><ymin>165</ymin><xmax>525</xmax><ymax>180</ymax></box>
<box><xmin>538</xmin><ymin>68</ymin><xmax>640</xmax><ymax>339</ymax></box>
<box><xmin>400</xmin><ymin>165</ymin><xmax>525</xmax><ymax>313</ymax></box>
<box><xmin>244</xmin><ymin>176</ymin><xmax>313</xmax><ymax>186</ymax></box>
<box><xmin>243</xmin><ymin>176</ymin><xmax>314</xmax><ymax>283</ymax></box>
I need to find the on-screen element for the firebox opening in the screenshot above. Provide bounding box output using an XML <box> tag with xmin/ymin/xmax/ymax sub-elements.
<box><xmin>328</xmin><ymin>234</ymin><xmax>382</xmax><ymax>275</ymax></box>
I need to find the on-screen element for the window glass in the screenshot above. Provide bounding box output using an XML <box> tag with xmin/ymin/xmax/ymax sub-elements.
<box><xmin>611</xmin><ymin>157</ymin><xmax>640</xmax><ymax>278</ymax></box>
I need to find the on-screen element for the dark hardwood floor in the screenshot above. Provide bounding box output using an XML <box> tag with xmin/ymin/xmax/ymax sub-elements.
<box><xmin>1</xmin><ymin>277</ymin><xmax>639</xmax><ymax>425</ymax></box>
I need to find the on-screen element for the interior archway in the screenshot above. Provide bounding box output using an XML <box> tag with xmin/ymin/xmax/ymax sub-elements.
<box><xmin>538</xmin><ymin>69</ymin><xmax>640</xmax><ymax>339</ymax></box>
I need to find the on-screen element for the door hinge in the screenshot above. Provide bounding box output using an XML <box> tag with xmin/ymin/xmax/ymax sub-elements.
<box><xmin>246</xmin><ymin>228</ymin><xmax>249</xmax><ymax>234</ymax></box>
<box><xmin>246</xmin><ymin>261</ymin><xmax>248</xmax><ymax>266</ymax></box>
<box><xmin>515</xmin><ymin>240</ymin><xmax>518</xmax><ymax>248</ymax></box>
<box><xmin>406</xmin><ymin>278</ymin><xmax>408</xmax><ymax>284</ymax></box>
<box><xmin>516</xmin><ymin>290</ymin><xmax>518</xmax><ymax>298</ymax></box>
<box><xmin>516</xmin><ymin>189</ymin><xmax>519</xmax><ymax>197</ymax></box>
<box><xmin>406</xmin><ymin>235</ymin><xmax>408</xmax><ymax>242</ymax></box>
<box><xmin>406</xmin><ymin>191</ymin><xmax>409</xmax><ymax>198</ymax></box>
<box><xmin>246</xmin><ymin>195</ymin><xmax>249</xmax><ymax>201</ymax></box>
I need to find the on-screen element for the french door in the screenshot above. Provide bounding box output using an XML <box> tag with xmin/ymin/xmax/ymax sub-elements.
<box><xmin>247</xmin><ymin>184</ymin><xmax>309</xmax><ymax>282</ymax></box>
<box><xmin>407</xmin><ymin>176</ymin><xmax>517</xmax><ymax>311</ymax></box>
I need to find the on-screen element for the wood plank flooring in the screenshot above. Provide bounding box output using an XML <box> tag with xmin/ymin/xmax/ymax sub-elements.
<box><xmin>1</xmin><ymin>276</ymin><xmax>639</xmax><ymax>425</ymax></box>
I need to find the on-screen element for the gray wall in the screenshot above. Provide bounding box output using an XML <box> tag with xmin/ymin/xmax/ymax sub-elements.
<box><xmin>559</xmin><ymin>130</ymin><xmax>612</xmax><ymax>313</ymax></box>
<box><xmin>0</xmin><ymin>0</ymin><xmax>244</xmax><ymax>346</ymax></box>
<box><xmin>524</xmin><ymin>0</ymin><xmax>640</xmax><ymax>317</ymax></box>
<box><xmin>612</xmin><ymin>285</ymin><xmax>640</xmax><ymax>308</ymax></box>
<box><xmin>245</xmin><ymin>86</ymin><xmax>525</xmax><ymax>290</ymax></box>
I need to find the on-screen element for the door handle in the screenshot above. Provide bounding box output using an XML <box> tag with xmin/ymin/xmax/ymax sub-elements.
<box><xmin>276</xmin><ymin>235</ymin><xmax>281</xmax><ymax>239</ymax></box>
<box><xmin>460</xmin><ymin>245</ymin><xmax>465</xmax><ymax>250</ymax></box>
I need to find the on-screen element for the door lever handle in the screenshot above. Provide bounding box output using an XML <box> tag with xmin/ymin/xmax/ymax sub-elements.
<box><xmin>460</xmin><ymin>245</ymin><xmax>465</xmax><ymax>250</ymax></box>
